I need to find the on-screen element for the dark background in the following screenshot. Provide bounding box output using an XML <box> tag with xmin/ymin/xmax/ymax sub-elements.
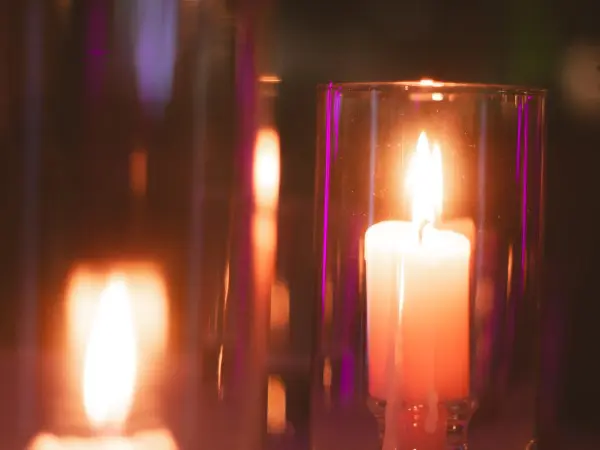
<box><xmin>1</xmin><ymin>0</ymin><xmax>600</xmax><ymax>440</ymax></box>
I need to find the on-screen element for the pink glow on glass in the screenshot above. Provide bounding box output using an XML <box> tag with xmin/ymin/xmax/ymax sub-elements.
<box><xmin>133</xmin><ymin>0</ymin><xmax>177</xmax><ymax>110</ymax></box>
<box><xmin>85</xmin><ymin>0</ymin><xmax>107</xmax><ymax>98</ymax></box>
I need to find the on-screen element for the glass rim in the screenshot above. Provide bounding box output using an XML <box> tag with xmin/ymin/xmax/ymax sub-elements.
<box><xmin>317</xmin><ymin>80</ymin><xmax>547</xmax><ymax>95</ymax></box>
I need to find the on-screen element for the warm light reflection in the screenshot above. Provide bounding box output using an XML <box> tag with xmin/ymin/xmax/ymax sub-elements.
<box><xmin>406</xmin><ymin>132</ymin><xmax>443</xmax><ymax>225</ymax></box>
<box><xmin>253</xmin><ymin>127</ymin><xmax>280</xmax><ymax>210</ymax></box>
<box><xmin>28</xmin><ymin>429</ymin><xmax>179</xmax><ymax>450</ymax></box>
<box><xmin>507</xmin><ymin>244</ymin><xmax>514</xmax><ymax>300</ymax></box>
<box><xmin>267</xmin><ymin>376</ymin><xmax>287</xmax><ymax>434</ymax></box>
<box><xmin>130</xmin><ymin>149</ymin><xmax>148</xmax><ymax>197</ymax></box>
<box><xmin>270</xmin><ymin>280</ymin><xmax>290</xmax><ymax>330</ymax></box>
<box><xmin>419</xmin><ymin>78</ymin><xmax>445</xmax><ymax>87</ymax></box>
<box><xmin>259</xmin><ymin>75</ymin><xmax>281</xmax><ymax>84</ymax></box>
<box><xmin>253</xmin><ymin>213</ymin><xmax>277</xmax><ymax>300</ymax></box>
<box><xmin>323</xmin><ymin>357</ymin><xmax>332</xmax><ymax>390</ymax></box>
<box><xmin>83</xmin><ymin>277</ymin><xmax>137</xmax><ymax>430</ymax></box>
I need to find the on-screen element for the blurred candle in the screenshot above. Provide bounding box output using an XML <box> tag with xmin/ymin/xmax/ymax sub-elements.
<box><xmin>247</xmin><ymin>125</ymin><xmax>281</xmax><ymax>445</ymax></box>
<box><xmin>252</xmin><ymin>126</ymin><xmax>280</xmax><ymax>305</ymax></box>
<box><xmin>28</xmin><ymin>429</ymin><xmax>178</xmax><ymax>450</ymax></box>
<box><xmin>365</xmin><ymin>132</ymin><xmax>471</xmax><ymax>403</ymax></box>
<box><xmin>28</xmin><ymin>265</ymin><xmax>176</xmax><ymax>450</ymax></box>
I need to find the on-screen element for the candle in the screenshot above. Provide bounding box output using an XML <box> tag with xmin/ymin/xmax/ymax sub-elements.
<box><xmin>28</xmin><ymin>429</ymin><xmax>178</xmax><ymax>450</ymax></box>
<box><xmin>365</xmin><ymin>132</ymin><xmax>472</xmax><ymax>403</ymax></box>
<box><xmin>28</xmin><ymin>266</ymin><xmax>177</xmax><ymax>450</ymax></box>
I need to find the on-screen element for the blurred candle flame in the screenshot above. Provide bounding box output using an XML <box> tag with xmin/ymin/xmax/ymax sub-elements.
<box><xmin>66</xmin><ymin>263</ymin><xmax>169</xmax><ymax>433</ymax></box>
<box><xmin>83</xmin><ymin>277</ymin><xmax>137</xmax><ymax>430</ymax></box>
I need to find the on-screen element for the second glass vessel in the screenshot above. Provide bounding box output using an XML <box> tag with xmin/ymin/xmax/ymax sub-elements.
<box><xmin>315</xmin><ymin>80</ymin><xmax>546</xmax><ymax>449</ymax></box>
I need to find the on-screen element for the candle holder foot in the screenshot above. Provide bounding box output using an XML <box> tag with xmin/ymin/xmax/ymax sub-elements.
<box><xmin>367</xmin><ymin>396</ymin><xmax>388</xmax><ymax>448</ymax></box>
<box><xmin>369</xmin><ymin>396</ymin><xmax>477</xmax><ymax>450</ymax></box>
<box><xmin>399</xmin><ymin>398</ymin><xmax>475</xmax><ymax>450</ymax></box>
<box><xmin>442</xmin><ymin>398</ymin><xmax>477</xmax><ymax>450</ymax></box>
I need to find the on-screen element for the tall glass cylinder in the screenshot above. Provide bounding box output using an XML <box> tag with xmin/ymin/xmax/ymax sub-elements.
<box><xmin>4</xmin><ymin>0</ymin><xmax>237</xmax><ymax>448</ymax></box>
<box><xmin>315</xmin><ymin>81</ymin><xmax>546</xmax><ymax>449</ymax></box>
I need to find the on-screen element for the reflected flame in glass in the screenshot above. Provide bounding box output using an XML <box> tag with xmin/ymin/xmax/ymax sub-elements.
<box><xmin>83</xmin><ymin>277</ymin><xmax>137</xmax><ymax>430</ymax></box>
<box><xmin>270</xmin><ymin>280</ymin><xmax>290</xmax><ymax>331</ymax></box>
<box><xmin>267</xmin><ymin>376</ymin><xmax>287</xmax><ymax>434</ymax></box>
<box><xmin>259</xmin><ymin>75</ymin><xmax>281</xmax><ymax>84</ymax></box>
<box><xmin>252</xmin><ymin>213</ymin><xmax>277</xmax><ymax>298</ymax></box>
<box><xmin>253</xmin><ymin>127</ymin><xmax>280</xmax><ymax>211</ymax></box>
<box><xmin>419</xmin><ymin>78</ymin><xmax>445</xmax><ymax>87</ymax></box>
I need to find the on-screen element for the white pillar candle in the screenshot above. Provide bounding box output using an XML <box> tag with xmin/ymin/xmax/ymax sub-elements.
<box><xmin>365</xmin><ymin>132</ymin><xmax>472</xmax><ymax>403</ymax></box>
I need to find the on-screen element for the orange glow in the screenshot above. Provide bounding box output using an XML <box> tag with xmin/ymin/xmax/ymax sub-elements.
<box><xmin>252</xmin><ymin>213</ymin><xmax>277</xmax><ymax>301</ymax></box>
<box><xmin>259</xmin><ymin>75</ymin><xmax>281</xmax><ymax>84</ymax></box>
<box><xmin>431</xmin><ymin>92</ymin><xmax>444</xmax><ymax>101</ymax></box>
<box><xmin>27</xmin><ymin>429</ymin><xmax>178</xmax><ymax>450</ymax></box>
<box><xmin>406</xmin><ymin>132</ymin><xmax>443</xmax><ymax>225</ymax></box>
<box><xmin>66</xmin><ymin>263</ymin><xmax>169</xmax><ymax>430</ymax></box>
<box><xmin>267</xmin><ymin>376</ymin><xmax>287</xmax><ymax>434</ymax></box>
<box><xmin>270</xmin><ymin>280</ymin><xmax>290</xmax><ymax>330</ymax></box>
<box><xmin>83</xmin><ymin>277</ymin><xmax>137</xmax><ymax>430</ymax></box>
<box><xmin>253</xmin><ymin>128</ymin><xmax>280</xmax><ymax>210</ymax></box>
<box><xmin>419</xmin><ymin>78</ymin><xmax>445</xmax><ymax>87</ymax></box>
<box><xmin>129</xmin><ymin>149</ymin><xmax>148</xmax><ymax>197</ymax></box>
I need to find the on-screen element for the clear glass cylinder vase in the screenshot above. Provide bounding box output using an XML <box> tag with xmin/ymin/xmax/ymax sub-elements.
<box><xmin>315</xmin><ymin>80</ymin><xmax>546</xmax><ymax>450</ymax></box>
<box><xmin>5</xmin><ymin>0</ymin><xmax>237</xmax><ymax>448</ymax></box>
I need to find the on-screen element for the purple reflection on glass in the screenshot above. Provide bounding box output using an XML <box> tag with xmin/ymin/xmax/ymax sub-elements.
<box><xmin>516</xmin><ymin>99</ymin><xmax>523</xmax><ymax>179</ymax></box>
<box><xmin>321</xmin><ymin>84</ymin><xmax>333</xmax><ymax>316</ymax></box>
<box><xmin>333</xmin><ymin>89</ymin><xmax>341</xmax><ymax>157</ymax></box>
<box><xmin>521</xmin><ymin>98</ymin><xmax>529</xmax><ymax>268</ymax></box>
<box><xmin>133</xmin><ymin>0</ymin><xmax>177</xmax><ymax>110</ymax></box>
<box><xmin>233</xmin><ymin>27</ymin><xmax>256</xmax><ymax>383</ymax></box>
<box><xmin>339</xmin><ymin>219</ymin><xmax>360</xmax><ymax>402</ymax></box>
<box><xmin>340</xmin><ymin>350</ymin><xmax>355</xmax><ymax>403</ymax></box>
<box><xmin>85</xmin><ymin>0</ymin><xmax>107</xmax><ymax>98</ymax></box>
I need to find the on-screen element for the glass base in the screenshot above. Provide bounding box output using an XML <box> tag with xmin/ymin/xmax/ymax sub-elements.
<box><xmin>368</xmin><ymin>396</ymin><xmax>476</xmax><ymax>450</ymax></box>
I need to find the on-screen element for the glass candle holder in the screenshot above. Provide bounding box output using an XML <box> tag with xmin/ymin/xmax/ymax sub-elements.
<box><xmin>5</xmin><ymin>0</ymin><xmax>237</xmax><ymax>448</ymax></box>
<box><xmin>315</xmin><ymin>81</ymin><xmax>546</xmax><ymax>450</ymax></box>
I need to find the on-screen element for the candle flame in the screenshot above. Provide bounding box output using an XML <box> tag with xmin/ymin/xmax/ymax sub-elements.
<box><xmin>83</xmin><ymin>276</ymin><xmax>137</xmax><ymax>431</ymax></box>
<box><xmin>253</xmin><ymin>127</ymin><xmax>280</xmax><ymax>210</ymax></box>
<box><xmin>406</xmin><ymin>131</ymin><xmax>443</xmax><ymax>225</ymax></box>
